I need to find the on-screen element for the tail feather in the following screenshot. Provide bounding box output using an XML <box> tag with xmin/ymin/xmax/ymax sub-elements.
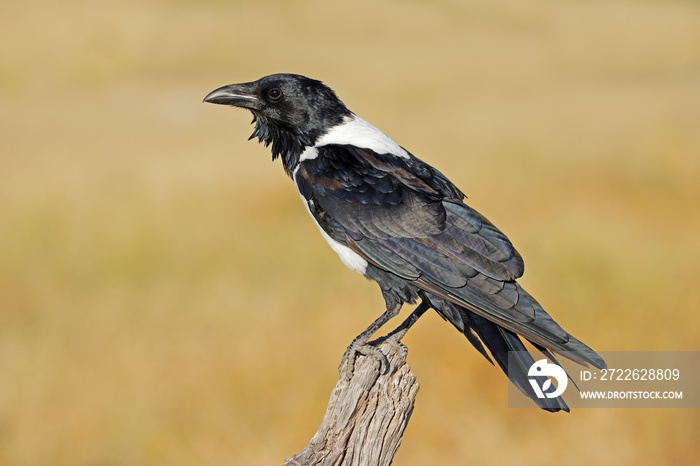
<box><xmin>467</xmin><ymin>311</ymin><xmax>570</xmax><ymax>412</ymax></box>
<box><xmin>425</xmin><ymin>288</ymin><xmax>603</xmax><ymax>412</ymax></box>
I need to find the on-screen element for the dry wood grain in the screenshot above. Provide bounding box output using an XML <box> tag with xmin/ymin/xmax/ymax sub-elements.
<box><xmin>284</xmin><ymin>339</ymin><xmax>419</xmax><ymax>466</ymax></box>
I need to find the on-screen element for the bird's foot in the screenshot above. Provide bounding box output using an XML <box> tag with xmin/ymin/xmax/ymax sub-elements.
<box><xmin>338</xmin><ymin>304</ymin><xmax>403</xmax><ymax>379</ymax></box>
<box><xmin>339</xmin><ymin>338</ymin><xmax>390</xmax><ymax>379</ymax></box>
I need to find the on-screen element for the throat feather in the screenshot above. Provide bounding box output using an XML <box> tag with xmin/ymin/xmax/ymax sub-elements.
<box><xmin>251</xmin><ymin>119</ymin><xmax>311</xmax><ymax>176</ymax></box>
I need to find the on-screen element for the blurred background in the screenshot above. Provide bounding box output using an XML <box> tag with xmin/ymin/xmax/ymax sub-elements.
<box><xmin>2</xmin><ymin>0</ymin><xmax>699</xmax><ymax>464</ymax></box>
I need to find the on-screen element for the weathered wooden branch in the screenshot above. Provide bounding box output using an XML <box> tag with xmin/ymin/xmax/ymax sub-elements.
<box><xmin>284</xmin><ymin>338</ymin><xmax>419</xmax><ymax>466</ymax></box>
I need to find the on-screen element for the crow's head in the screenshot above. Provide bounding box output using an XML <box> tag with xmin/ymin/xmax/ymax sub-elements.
<box><xmin>204</xmin><ymin>74</ymin><xmax>351</xmax><ymax>171</ymax></box>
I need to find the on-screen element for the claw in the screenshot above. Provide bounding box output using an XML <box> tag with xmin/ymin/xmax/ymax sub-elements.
<box><xmin>339</xmin><ymin>304</ymin><xmax>403</xmax><ymax>378</ymax></box>
<box><xmin>340</xmin><ymin>340</ymin><xmax>390</xmax><ymax>378</ymax></box>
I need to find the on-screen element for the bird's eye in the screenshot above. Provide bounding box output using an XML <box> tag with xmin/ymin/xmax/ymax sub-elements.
<box><xmin>267</xmin><ymin>88</ymin><xmax>283</xmax><ymax>101</ymax></box>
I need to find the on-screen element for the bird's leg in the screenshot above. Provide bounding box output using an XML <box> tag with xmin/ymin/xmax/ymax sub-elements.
<box><xmin>349</xmin><ymin>300</ymin><xmax>430</xmax><ymax>377</ymax></box>
<box><xmin>340</xmin><ymin>303</ymin><xmax>402</xmax><ymax>377</ymax></box>
<box><xmin>374</xmin><ymin>299</ymin><xmax>431</xmax><ymax>344</ymax></box>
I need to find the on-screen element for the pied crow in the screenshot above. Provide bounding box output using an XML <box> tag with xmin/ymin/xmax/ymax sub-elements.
<box><xmin>204</xmin><ymin>73</ymin><xmax>606</xmax><ymax>412</ymax></box>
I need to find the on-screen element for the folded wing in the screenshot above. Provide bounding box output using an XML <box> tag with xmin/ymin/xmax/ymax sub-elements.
<box><xmin>295</xmin><ymin>144</ymin><xmax>605</xmax><ymax>370</ymax></box>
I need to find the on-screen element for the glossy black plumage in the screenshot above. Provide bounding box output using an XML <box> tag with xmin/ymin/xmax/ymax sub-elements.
<box><xmin>204</xmin><ymin>73</ymin><xmax>606</xmax><ymax>412</ymax></box>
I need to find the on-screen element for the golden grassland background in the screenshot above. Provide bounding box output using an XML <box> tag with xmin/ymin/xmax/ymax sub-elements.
<box><xmin>2</xmin><ymin>0</ymin><xmax>699</xmax><ymax>464</ymax></box>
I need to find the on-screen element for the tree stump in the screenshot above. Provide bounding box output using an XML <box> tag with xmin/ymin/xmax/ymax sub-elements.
<box><xmin>284</xmin><ymin>339</ymin><xmax>419</xmax><ymax>466</ymax></box>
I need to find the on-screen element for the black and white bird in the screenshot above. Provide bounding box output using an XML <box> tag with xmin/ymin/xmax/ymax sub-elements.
<box><xmin>204</xmin><ymin>73</ymin><xmax>605</xmax><ymax>412</ymax></box>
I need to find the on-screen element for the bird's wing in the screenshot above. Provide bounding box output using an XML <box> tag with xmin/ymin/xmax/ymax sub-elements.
<box><xmin>295</xmin><ymin>144</ymin><xmax>604</xmax><ymax>369</ymax></box>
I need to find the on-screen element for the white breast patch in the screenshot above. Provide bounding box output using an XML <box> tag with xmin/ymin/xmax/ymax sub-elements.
<box><xmin>292</xmin><ymin>176</ymin><xmax>368</xmax><ymax>275</ymax></box>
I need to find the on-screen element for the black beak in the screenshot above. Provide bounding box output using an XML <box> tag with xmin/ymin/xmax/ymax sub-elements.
<box><xmin>203</xmin><ymin>82</ymin><xmax>261</xmax><ymax>109</ymax></box>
